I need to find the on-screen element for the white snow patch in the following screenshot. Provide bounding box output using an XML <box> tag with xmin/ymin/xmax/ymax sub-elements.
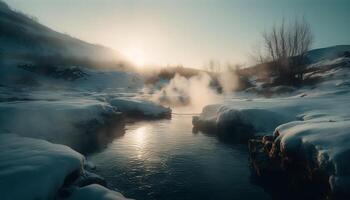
<box><xmin>0</xmin><ymin>99</ymin><xmax>119</xmax><ymax>148</ymax></box>
<box><xmin>0</xmin><ymin>134</ymin><xmax>83</xmax><ymax>200</ymax></box>
<box><xmin>109</xmin><ymin>98</ymin><xmax>171</xmax><ymax>118</ymax></box>
<box><xmin>62</xmin><ymin>184</ymin><xmax>131</xmax><ymax>200</ymax></box>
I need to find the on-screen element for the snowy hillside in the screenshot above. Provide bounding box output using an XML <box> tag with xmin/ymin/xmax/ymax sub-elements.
<box><xmin>0</xmin><ymin>1</ymin><xmax>131</xmax><ymax>69</ymax></box>
<box><xmin>306</xmin><ymin>45</ymin><xmax>350</xmax><ymax>63</ymax></box>
<box><xmin>193</xmin><ymin>55</ymin><xmax>350</xmax><ymax>198</ymax></box>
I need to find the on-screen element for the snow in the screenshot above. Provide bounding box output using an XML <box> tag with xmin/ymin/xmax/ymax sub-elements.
<box><xmin>109</xmin><ymin>98</ymin><xmax>171</xmax><ymax>118</ymax></box>
<box><xmin>194</xmin><ymin>56</ymin><xmax>350</xmax><ymax>194</ymax></box>
<box><xmin>62</xmin><ymin>184</ymin><xmax>130</xmax><ymax>200</ymax></box>
<box><xmin>0</xmin><ymin>134</ymin><xmax>132</xmax><ymax>200</ymax></box>
<box><xmin>0</xmin><ymin>2</ymin><xmax>170</xmax><ymax>199</ymax></box>
<box><xmin>307</xmin><ymin>57</ymin><xmax>350</xmax><ymax>70</ymax></box>
<box><xmin>306</xmin><ymin>45</ymin><xmax>350</xmax><ymax>63</ymax></box>
<box><xmin>0</xmin><ymin>89</ymin><xmax>171</xmax><ymax>152</ymax></box>
<box><xmin>69</xmin><ymin>68</ymin><xmax>143</xmax><ymax>92</ymax></box>
<box><xmin>0</xmin><ymin>1</ymin><xmax>130</xmax><ymax>68</ymax></box>
<box><xmin>275</xmin><ymin>119</ymin><xmax>350</xmax><ymax>195</ymax></box>
<box><xmin>0</xmin><ymin>62</ymin><xmax>143</xmax><ymax>92</ymax></box>
<box><xmin>0</xmin><ymin>134</ymin><xmax>84</xmax><ymax>200</ymax></box>
<box><xmin>0</xmin><ymin>97</ymin><xmax>121</xmax><ymax>150</ymax></box>
<box><xmin>193</xmin><ymin>99</ymin><xmax>295</xmax><ymax>137</ymax></box>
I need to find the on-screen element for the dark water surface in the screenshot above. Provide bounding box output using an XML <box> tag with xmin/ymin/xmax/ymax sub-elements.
<box><xmin>88</xmin><ymin>114</ymin><xmax>271</xmax><ymax>200</ymax></box>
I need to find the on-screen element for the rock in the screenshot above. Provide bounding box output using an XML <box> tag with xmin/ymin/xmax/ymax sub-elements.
<box><xmin>248</xmin><ymin>134</ymin><xmax>333</xmax><ymax>199</ymax></box>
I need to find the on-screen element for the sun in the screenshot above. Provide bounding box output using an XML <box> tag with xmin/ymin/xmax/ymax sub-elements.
<box><xmin>122</xmin><ymin>47</ymin><xmax>146</xmax><ymax>67</ymax></box>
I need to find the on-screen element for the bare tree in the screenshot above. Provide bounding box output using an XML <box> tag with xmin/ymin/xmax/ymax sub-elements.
<box><xmin>249</xmin><ymin>42</ymin><xmax>268</xmax><ymax>65</ymax></box>
<box><xmin>258</xmin><ymin>17</ymin><xmax>313</xmax><ymax>84</ymax></box>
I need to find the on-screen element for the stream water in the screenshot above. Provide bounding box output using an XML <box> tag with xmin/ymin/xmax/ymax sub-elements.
<box><xmin>88</xmin><ymin>114</ymin><xmax>271</xmax><ymax>200</ymax></box>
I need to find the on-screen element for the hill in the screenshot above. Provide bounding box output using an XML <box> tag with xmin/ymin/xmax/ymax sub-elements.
<box><xmin>240</xmin><ymin>45</ymin><xmax>350</xmax><ymax>79</ymax></box>
<box><xmin>0</xmin><ymin>1</ymin><xmax>132</xmax><ymax>70</ymax></box>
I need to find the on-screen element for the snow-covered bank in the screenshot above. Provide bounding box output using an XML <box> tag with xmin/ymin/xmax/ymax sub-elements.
<box><xmin>0</xmin><ymin>86</ymin><xmax>171</xmax><ymax>151</ymax></box>
<box><xmin>109</xmin><ymin>98</ymin><xmax>171</xmax><ymax>119</ymax></box>
<box><xmin>0</xmin><ymin>95</ymin><xmax>123</xmax><ymax>153</ymax></box>
<box><xmin>248</xmin><ymin>118</ymin><xmax>350</xmax><ymax>198</ymax></box>
<box><xmin>0</xmin><ymin>89</ymin><xmax>168</xmax><ymax>199</ymax></box>
<box><xmin>0</xmin><ymin>65</ymin><xmax>170</xmax><ymax>199</ymax></box>
<box><xmin>277</xmin><ymin>120</ymin><xmax>350</xmax><ymax>195</ymax></box>
<box><xmin>193</xmin><ymin>57</ymin><xmax>350</xmax><ymax>198</ymax></box>
<box><xmin>0</xmin><ymin>134</ymin><xmax>129</xmax><ymax>200</ymax></box>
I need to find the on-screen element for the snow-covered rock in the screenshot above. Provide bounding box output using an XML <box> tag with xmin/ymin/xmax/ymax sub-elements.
<box><xmin>0</xmin><ymin>134</ymin><xmax>84</xmax><ymax>200</ymax></box>
<box><xmin>275</xmin><ymin>119</ymin><xmax>350</xmax><ymax>196</ymax></box>
<box><xmin>61</xmin><ymin>184</ymin><xmax>130</xmax><ymax>200</ymax></box>
<box><xmin>193</xmin><ymin>101</ymin><xmax>294</xmax><ymax>140</ymax></box>
<box><xmin>0</xmin><ymin>134</ymin><xmax>131</xmax><ymax>200</ymax></box>
<box><xmin>109</xmin><ymin>98</ymin><xmax>171</xmax><ymax>119</ymax></box>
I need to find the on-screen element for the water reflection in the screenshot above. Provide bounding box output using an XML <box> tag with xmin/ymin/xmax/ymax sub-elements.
<box><xmin>134</xmin><ymin>126</ymin><xmax>147</xmax><ymax>146</ymax></box>
<box><xmin>133</xmin><ymin>126</ymin><xmax>148</xmax><ymax>159</ymax></box>
<box><xmin>88</xmin><ymin>115</ymin><xmax>271</xmax><ymax>200</ymax></box>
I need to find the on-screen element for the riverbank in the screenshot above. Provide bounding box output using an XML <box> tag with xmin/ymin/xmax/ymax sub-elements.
<box><xmin>0</xmin><ymin>85</ymin><xmax>171</xmax><ymax>199</ymax></box>
<box><xmin>193</xmin><ymin>57</ymin><xmax>350</xmax><ymax>199</ymax></box>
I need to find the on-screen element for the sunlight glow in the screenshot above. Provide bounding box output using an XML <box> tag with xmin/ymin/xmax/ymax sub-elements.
<box><xmin>133</xmin><ymin>126</ymin><xmax>149</xmax><ymax>159</ymax></box>
<box><xmin>122</xmin><ymin>47</ymin><xmax>146</xmax><ymax>67</ymax></box>
<box><xmin>134</xmin><ymin>126</ymin><xmax>147</xmax><ymax>145</ymax></box>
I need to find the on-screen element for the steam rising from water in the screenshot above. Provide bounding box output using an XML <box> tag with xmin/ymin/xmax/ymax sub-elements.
<box><xmin>150</xmin><ymin>73</ymin><xmax>223</xmax><ymax>112</ymax></box>
<box><xmin>218</xmin><ymin>71</ymin><xmax>238</xmax><ymax>94</ymax></box>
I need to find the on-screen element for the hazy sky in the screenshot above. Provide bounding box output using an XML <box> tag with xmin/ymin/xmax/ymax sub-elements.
<box><xmin>4</xmin><ymin>0</ymin><xmax>350</xmax><ymax>68</ymax></box>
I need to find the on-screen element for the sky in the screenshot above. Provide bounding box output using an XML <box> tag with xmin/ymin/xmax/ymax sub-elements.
<box><xmin>4</xmin><ymin>0</ymin><xmax>350</xmax><ymax>68</ymax></box>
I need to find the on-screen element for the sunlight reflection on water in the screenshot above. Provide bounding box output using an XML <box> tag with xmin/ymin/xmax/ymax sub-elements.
<box><xmin>88</xmin><ymin>115</ymin><xmax>271</xmax><ymax>200</ymax></box>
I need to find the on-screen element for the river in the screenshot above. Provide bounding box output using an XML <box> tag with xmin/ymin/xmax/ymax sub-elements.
<box><xmin>88</xmin><ymin>114</ymin><xmax>271</xmax><ymax>200</ymax></box>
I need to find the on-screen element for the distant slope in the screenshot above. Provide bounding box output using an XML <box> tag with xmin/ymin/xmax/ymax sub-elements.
<box><xmin>240</xmin><ymin>45</ymin><xmax>350</xmax><ymax>77</ymax></box>
<box><xmin>0</xmin><ymin>1</ymin><xmax>132</xmax><ymax>70</ymax></box>
<box><xmin>306</xmin><ymin>45</ymin><xmax>350</xmax><ymax>63</ymax></box>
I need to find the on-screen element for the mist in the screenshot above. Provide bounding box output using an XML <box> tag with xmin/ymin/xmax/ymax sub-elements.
<box><xmin>217</xmin><ymin>70</ymin><xmax>239</xmax><ymax>94</ymax></box>
<box><xmin>149</xmin><ymin>73</ymin><xmax>223</xmax><ymax>113</ymax></box>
